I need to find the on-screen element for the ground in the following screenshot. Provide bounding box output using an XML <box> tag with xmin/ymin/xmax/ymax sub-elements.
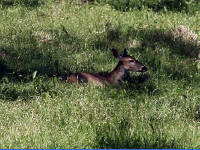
<box><xmin>0</xmin><ymin>0</ymin><xmax>200</xmax><ymax>148</ymax></box>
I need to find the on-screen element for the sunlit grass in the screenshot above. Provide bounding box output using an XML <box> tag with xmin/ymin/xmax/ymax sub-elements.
<box><xmin>0</xmin><ymin>0</ymin><xmax>200</xmax><ymax>148</ymax></box>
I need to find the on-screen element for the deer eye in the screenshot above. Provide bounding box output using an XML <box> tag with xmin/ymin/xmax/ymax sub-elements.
<box><xmin>129</xmin><ymin>60</ymin><xmax>135</xmax><ymax>63</ymax></box>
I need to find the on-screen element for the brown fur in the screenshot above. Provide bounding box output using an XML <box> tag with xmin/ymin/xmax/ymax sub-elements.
<box><xmin>67</xmin><ymin>49</ymin><xmax>147</xmax><ymax>86</ymax></box>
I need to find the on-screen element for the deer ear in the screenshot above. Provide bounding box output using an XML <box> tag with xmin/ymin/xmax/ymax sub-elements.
<box><xmin>111</xmin><ymin>49</ymin><xmax>121</xmax><ymax>59</ymax></box>
<box><xmin>123</xmin><ymin>48</ymin><xmax>128</xmax><ymax>56</ymax></box>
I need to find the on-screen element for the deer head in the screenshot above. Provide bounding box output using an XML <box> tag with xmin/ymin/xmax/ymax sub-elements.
<box><xmin>112</xmin><ymin>48</ymin><xmax>147</xmax><ymax>72</ymax></box>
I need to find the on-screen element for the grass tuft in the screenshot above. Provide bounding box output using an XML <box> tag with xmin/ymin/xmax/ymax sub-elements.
<box><xmin>0</xmin><ymin>0</ymin><xmax>200</xmax><ymax>148</ymax></box>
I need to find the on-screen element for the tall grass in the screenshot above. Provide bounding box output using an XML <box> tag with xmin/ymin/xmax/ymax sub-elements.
<box><xmin>0</xmin><ymin>0</ymin><xmax>200</xmax><ymax>148</ymax></box>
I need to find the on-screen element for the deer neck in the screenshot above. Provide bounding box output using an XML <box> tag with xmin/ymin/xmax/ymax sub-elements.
<box><xmin>105</xmin><ymin>62</ymin><xmax>126</xmax><ymax>85</ymax></box>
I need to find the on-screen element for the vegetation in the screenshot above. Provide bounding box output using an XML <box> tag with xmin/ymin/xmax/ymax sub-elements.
<box><xmin>96</xmin><ymin>0</ymin><xmax>200</xmax><ymax>12</ymax></box>
<box><xmin>0</xmin><ymin>0</ymin><xmax>44</xmax><ymax>7</ymax></box>
<box><xmin>0</xmin><ymin>0</ymin><xmax>200</xmax><ymax>148</ymax></box>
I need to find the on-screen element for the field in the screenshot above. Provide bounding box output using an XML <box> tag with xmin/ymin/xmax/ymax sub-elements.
<box><xmin>0</xmin><ymin>0</ymin><xmax>200</xmax><ymax>148</ymax></box>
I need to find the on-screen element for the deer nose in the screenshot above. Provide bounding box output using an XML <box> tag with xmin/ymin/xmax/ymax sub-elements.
<box><xmin>141</xmin><ymin>66</ymin><xmax>147</xmax><ymax>72</ymax></box>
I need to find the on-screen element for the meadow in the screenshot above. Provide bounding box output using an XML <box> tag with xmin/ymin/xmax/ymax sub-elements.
<box><xmin>0</xmin><ymin>0</ymin><xmax>200</xmax><ymax>148</ymax></box>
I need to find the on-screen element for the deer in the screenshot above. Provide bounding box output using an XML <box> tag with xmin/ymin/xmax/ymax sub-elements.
<box><xmin>67</xmin><ymin>49</ymin><xmax>147</xmax><ymax>86</ymax></box>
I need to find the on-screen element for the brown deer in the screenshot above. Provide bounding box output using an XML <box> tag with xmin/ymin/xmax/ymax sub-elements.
<box><xmin>67</xmin><ymin>49</ymin><xmax>147</xmax><ymax>86</ymax></box>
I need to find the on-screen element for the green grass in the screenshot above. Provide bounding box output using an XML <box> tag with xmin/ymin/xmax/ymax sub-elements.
<box><xmin>0</xmin><ymin>0</ymin><xmax>200</xmax><ymax>148</ymax></box>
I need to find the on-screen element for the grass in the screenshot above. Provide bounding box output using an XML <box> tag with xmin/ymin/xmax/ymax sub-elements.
<box><xmin>0</xmin><ymin>0</ymin><xmax>200</xmax><ymax>148</ymax></box>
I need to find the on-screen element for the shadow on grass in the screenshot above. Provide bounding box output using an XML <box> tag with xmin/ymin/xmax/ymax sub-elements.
<box><xmin>95</xmin><ymin>118</ymin><xmax>183</xmax><ymax>149</ymax></box>
<box><xmin>1</xmin><ymin>23</ymin><xmax>198</xmax><ymax>81</ymax></box>
<box><xmin>94</xmin><ymin>24</ymin><xmax>199</xmax><ymax>83</ymax></box>
<box><xmin>97</xmin><ymin>0</ymin><xmax>200</xmax><ymax>14</ymax></box>
<box><xmin>123</xmin><ymin>73</ymin><xmax>158</xmax><ymax>97</ymax></box>
<box><xmin>0</xmin><ymin>58</ymin><xmax>11</xmax><ymax>77</ymax></box>
<box><xmin>94</xmin><ymin>24</ymin><xmax>199</xmax><ymax>57</ymax></box>
<box><xmin>0</xmin><ymin>0</ymin><xmax>45</xmax><ymax>9</ymax></box>
<box><xmin>0</xmin><ymin>26</ymin><xmax>85</xmax><ymax>101</ymax></box>
<box><xmin>0</xmin><ymin>27</ymin><xmax>84</xmax><ymax>82</ymax></box>
<box><xmin>141</xmin><ymin>28</ymin><xmax>199</xmax><ymax>58</ymax></box>
<box><xmin>0</xmin><ymin>85</ymin><xmax>35</xmax><ymax>101</ymax></box>
<box><xmin>0</xmin><ymin>77</ymin><xmax>58</xmax><ymax>101</ymax></box>
<box><xmin>0</xmin><ymin>23</ymin><xmax>199</xmax><ymax>100</ymax></box>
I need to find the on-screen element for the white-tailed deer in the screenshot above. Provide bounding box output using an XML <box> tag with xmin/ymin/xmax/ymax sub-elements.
<box><xmin>67</xmin><ymin>49</ymin><xmax>147</xmax><ymax>86</ymax></box>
